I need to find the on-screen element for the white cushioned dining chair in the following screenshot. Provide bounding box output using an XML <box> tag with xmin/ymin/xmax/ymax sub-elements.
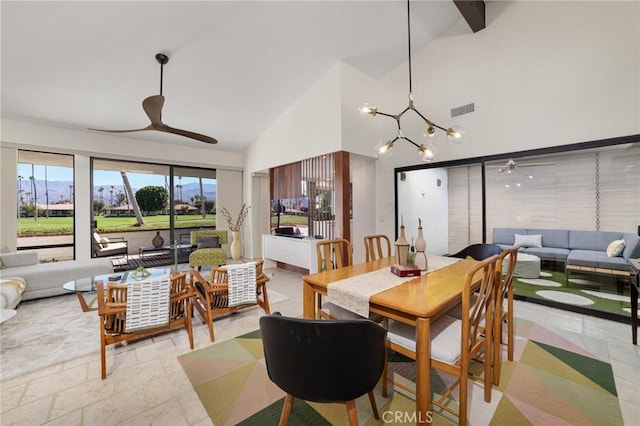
<box><xmin>382</xmin><ymin>255</ymin><xmax>499</xmax><ymax>425</ymax></box>
<box><xmin>493</xmin><ymin>245</ymin><xmax>518</xmax><ymax>386</ymax></box>
<box><xmin>315</xmin><ymin>239</ymin><xmax>384</xmax><ymax>324</ymax></box>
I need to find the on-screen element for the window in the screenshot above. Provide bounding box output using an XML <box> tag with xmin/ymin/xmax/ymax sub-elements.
<box><xmin>17</xmin><ymin>150</ymin><xmax>75</xmax><ymax>261</ymax></box>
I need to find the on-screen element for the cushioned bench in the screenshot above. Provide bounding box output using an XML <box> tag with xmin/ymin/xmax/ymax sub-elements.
<box><xmin>492</xmin><ymin>227</ymin><xmax>640</xmax><ymax>280</ymax></box>
<box><xmin>0</xmin><ymin>251</ymin><xmax>114</xmax><ymax>301</ymax></box>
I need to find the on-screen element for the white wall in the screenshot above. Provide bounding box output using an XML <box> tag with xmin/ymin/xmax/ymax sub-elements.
<box><xmin>350</xmin><ymin>153</ymin><xmax>377</xmax><ymax>263</ymax></box>
<box><xmin>397</xmin><ymin>168</ymin><xmax>449</xmax><ymax>255</ymax></box>
<box><xmin>244</xmin><ymin>63</ymin><xmax>343</xmax><ymax>175</ymax></box>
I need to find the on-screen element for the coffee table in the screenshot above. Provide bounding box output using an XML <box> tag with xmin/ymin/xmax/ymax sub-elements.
<box><xmin>63</xmin><ymin>267</ymin><xmax>173</xmax><ymax>312</ymax></box>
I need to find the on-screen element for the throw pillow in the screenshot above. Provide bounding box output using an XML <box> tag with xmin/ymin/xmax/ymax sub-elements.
<box><xmin>0</xmin><ymin>277</ymin><xmax>26</xmax><ymax>310</ymax></box>
<box><xmin>606</xmin><ymin>239</ymin><xmax>625</xmax><ymax>257</ymax></box>
<box><xmin>514</xmin><ymin>234</ymin><xmax>542</xmax><ymax>248</ymax></box>
<box><xmin>198</xmin><ymin>236</ymin><xmax>220</xmax><ymax>249</ymax></box>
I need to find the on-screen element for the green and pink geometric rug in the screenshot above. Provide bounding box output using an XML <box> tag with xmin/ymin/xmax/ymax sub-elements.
<box><xmin>179</xmin><ymin>319</ymin><xmax>622</xmax><ymax>425</ymax></box>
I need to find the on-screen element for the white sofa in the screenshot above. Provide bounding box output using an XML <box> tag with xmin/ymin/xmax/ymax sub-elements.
<box><xmin>0</xmin><ymin>251</ymin><xmax>114</xmax><ymax>301</ymax></box>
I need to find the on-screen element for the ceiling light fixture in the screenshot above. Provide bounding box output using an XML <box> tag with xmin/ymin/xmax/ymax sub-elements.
<box><xmin>360</xmin><ymin>0</ymin><xmax>465</xmax><ymax>162</ymax></box>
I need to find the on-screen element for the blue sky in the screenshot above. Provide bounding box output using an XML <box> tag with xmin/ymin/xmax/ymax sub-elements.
<box><xmin>18</xmin><ymin>164</ymin><xmax>214</xmax><ymax>189</ymax></box>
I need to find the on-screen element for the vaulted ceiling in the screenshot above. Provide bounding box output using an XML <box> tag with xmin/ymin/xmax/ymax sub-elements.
<box><xmin>2</xmin><ymin>1</ymin><xmax>483</xmax><ymax>152</ymax></box>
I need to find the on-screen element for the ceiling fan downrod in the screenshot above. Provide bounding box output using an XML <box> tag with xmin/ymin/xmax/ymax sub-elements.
<box><xmin>155</xmin><ymin>53</ymin><xmax>169</xmax><ymax>96</ymax></box>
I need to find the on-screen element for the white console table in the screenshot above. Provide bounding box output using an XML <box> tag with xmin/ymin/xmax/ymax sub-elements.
<box><xmin>262</xmin><ymin>235</ymin><xmax>322</xmax><ymax>274</ymax></box>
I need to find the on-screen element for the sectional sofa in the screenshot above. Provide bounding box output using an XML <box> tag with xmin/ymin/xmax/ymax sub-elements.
<box><xmin>0</xmin><ymin>251</ymin><xmax>113</xmax><ymax>302</ymax></box>
<box><xmin>492</xmin><ymin>227</ymin><xmax>640</xmax><ymax>279</ymax></box>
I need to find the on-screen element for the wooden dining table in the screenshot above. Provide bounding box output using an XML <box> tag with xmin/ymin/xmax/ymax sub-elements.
<box><xmin>302</xmin><ymin>255</ymin><xmax>480</xmax><ymax>424</ymax></box>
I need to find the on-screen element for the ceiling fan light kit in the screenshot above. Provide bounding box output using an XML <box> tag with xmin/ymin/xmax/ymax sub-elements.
<box><xmin>88</xmin><ymin>53</ymin><xmax>218</xmax><ymax>145</ymax></box>
<box><xmin>360</xmin><ymin>0</ymin><xmax>465</xmax><ymax>162</ymax></box>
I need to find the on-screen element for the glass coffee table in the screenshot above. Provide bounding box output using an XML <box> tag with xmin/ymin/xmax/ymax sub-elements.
<box><xmin>63</xmin><ymin>267</ymin><xmax>173</xmax><ymax>312</ymax></box>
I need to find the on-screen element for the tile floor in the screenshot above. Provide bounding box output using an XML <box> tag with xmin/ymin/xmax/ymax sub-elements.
<box><xmin>1</xmin><ymin>266</ymin><xmax>638</xmax><ymax>425</ymax></box>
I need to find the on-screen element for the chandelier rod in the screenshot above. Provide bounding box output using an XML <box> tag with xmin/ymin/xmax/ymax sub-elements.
<box><xmin>407</xmin><ymin>0</ymin><xmax>413</xmax><ymax>94</ymax></box>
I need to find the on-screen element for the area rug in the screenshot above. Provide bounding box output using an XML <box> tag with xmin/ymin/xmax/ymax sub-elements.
<box><xmin>178</xmin><ymin>318</ymin><xmax>622</xmax><ymax>425</ymax></box>
<box><xmin>0</xmin><ymin>289</ymin><xmax>289</xmax><ymax>382</ymax></box>
<box><xmin>513</xmin><ymin>269</ymin><xmax>634</xmax><ymax>319</ymax></box>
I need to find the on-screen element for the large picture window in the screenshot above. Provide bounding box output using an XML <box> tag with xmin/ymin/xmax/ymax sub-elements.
<box><xmin>91</xmin><ymin>158</ymin><xmax>216</xmax><ymax>269</ymax></box>
<box><xmin>17</xmin><ymin>150</ymin><xmax>75</xmax><ymax>261</ymax></box>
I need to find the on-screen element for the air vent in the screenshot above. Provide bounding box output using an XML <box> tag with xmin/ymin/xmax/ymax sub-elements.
<box><xmin>451</xmin><ymin>103</ymin><xmax>475</xmax><ymax>118</ymax></box>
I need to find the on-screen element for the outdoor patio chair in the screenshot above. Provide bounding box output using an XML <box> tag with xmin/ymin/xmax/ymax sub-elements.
<box><xmin>92</xmin><ymin>232</ymin><xmax>128</xmax><ymax>261</ymax></box>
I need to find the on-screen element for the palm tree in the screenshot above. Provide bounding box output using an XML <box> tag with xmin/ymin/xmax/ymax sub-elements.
<box><xmin>120</xmin><ymin>171</ymin><xmax>144</xmax><ymax>225</ymax></box>
<box><xmin>199</xmin><ymin>177</ymin><xmax>206</xmax><ymax>218</ymax></box>
<box><xmin>44</xmin><ymin>165</ymin><xmax>50</xmax><ymax>218</ymax></box>
<box><xmin>109</xmin><ymin>185</ymin><xmax>114</xmax><ymax>206</ymax></box>
<box><xmin>30</xmin><ymin>165</ymin><xmax>37</xmax><ymax>221</ymax></box>
<box><xmin>98</xmin><ymin>186</ymin><xmax>104</xmax><ymax>200</ymax></box>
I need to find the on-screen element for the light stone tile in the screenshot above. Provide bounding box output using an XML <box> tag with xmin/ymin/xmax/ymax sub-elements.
<box><xmin>83</xmin><ymin>386</ymin><xmax>148</xmax><ymax>426</ymax></box>
<box><xmin>22</xmin><ymin>364</ymin><xmax>88</xmax><ymax>404</ymax></box>
<box><xmin>62</xmin><ymin>351</ymin><xmax>99</xmax><ymax>371</ymax></box>
<box><xmin>160</xmin><ymin>352</ymin><xmax>187</xmax><ymax>376</ymax></box>
<box><xmin>0</xmin><ymin>362</ymin><xmax>63</xmax><ymax>388</ymax></box>
<box><xmin>191</xmin><ymin>416</ymin><xmax>214</xmax><ymax>426</ymax></box>
<box><xmin>43</xmin><ymin>407</ymin><xmax>82</xmax><ymax>426</ymax></box>
<box><xmin>134</xmin><ymin>337</ymin><xmax>178</xmax><ymax>363</ymax></box>
<box><xmin>113</xmin><ymin>359</ymin><xmax>166</xmax><ymax>393</ymax></box>
<box><xmin>1</xmin><ymin>394</ymin><xmax>53</xmax><ymax>426</ymax></box>
<box><xmin>118</xmin><ymin>398</ymin><xmax>188</xmax><ymax>426</ymax></box>
<box><xmin>178</xmin><ymin>389</ymin><xmax>209</xmax><ymax>425</ymax></box>
<box><xmin>543</xmin><ymin>311</ymin><xmax>584</xmax><ymax>334</ymax></box>
<box><xmin>0</xmin><ymin>381</ymin><xmax>27</xmax><ymax>412</ymax></box>
<box><xmin>142</xmin><ymin>371</ymin><xmax>192</xmax><ymax>407</ymax></box>
<box><xmin>50</xmin><ymin>378</ymin><xmax>115</xmax><ymax>419</ymax></box>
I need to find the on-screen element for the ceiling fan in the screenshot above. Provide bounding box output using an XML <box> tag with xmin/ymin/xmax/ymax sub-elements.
<box><xmin>489</xmin><ymin>158</ymin><xmax>555</xmax><ymax>173</ymax></box>
<box><xmin>88</xmin><ymin>53</ymin><xmax>218</xmax><ymax>144</ymax></box>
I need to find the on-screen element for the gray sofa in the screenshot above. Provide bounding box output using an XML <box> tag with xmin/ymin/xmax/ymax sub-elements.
<box><xmin>492</xmin><ymin>228</ymin><xmax>640</xmax><ymax>278</ymax></box>
<box><xmin>0</xmin><ymin>251</ymin><xmax>113</xmax><ymax>301</ymax></box>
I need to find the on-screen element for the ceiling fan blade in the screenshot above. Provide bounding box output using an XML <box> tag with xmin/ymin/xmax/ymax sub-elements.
<box><xmin>88</xmin><ymin>125</ymin><xmax>152</xmax><ymax>133</ymax></box>
<box><xmin>516</xmin><ymin>162</ymin><xmax>556</xmax><ymax>167</ymax></box>
<box><xmin>142</xmin><ymin>95</ymin><xmax>165</xmax><ymax>126</ymax></box>
<box><xmin>157</xmin><ymin>125</ymin><xmax>218</xmax><ymax>144</ymax></box>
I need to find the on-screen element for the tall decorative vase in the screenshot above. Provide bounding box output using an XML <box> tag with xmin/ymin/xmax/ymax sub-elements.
<box><xmin>394</xmin><ymin>216</ymin><xmax>410</xmax><ymax>266</ymax></box>
<box><xmin>152</xmin><ymin>231</ymin><xmax>164</xmax><ymax>248</ymax></box>
<box><xmin>230</xmin><ymin>230</ymin><xmax>242</xmax><ymax>260</ymax></box>
<box><xmin>414</xmin><ymin>218</ymin><xmax>428</xmax><ymax>271</ymax></box>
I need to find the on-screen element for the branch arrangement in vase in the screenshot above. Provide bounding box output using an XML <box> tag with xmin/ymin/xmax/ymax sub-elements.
<box><xmin>220</xmin><ymin>204</ymin><xmax>250</xmax><ymax>231</ymax></box>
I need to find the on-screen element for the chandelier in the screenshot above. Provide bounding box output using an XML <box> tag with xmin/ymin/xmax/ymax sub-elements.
<box><xmin>360</xmin><ymin>0</ymin><xmax>465</xmax><ymax>161</ymax></box>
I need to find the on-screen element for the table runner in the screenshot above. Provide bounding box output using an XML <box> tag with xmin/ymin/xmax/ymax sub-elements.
<box><xmin>326</xmin><ymin>255</ymin><xmax>460</xmax><ymax>317</ymax></box>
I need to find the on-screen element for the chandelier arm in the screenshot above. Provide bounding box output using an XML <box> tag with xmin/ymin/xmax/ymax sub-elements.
<box><xmin>402</xmin><ymin>136</ymin><xmax>421</xmax><ymax>149</ymax></box>
<box><xmin>407</xmin><ymin>0</ymin><xmax>412</xmax><ymax>94</ymax></box>
<box><xmin>374</xmin><ymin>111</ymin><xmax>397</xmax><ymax>119</ymax></box>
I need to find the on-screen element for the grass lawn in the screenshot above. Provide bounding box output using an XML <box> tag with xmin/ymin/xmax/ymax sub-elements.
<box><xmin>18</xmin><ymin>215</ymin><xmax>216</xmax><ymax>235</ymax></box>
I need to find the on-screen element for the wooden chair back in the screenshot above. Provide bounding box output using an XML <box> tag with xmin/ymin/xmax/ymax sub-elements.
<box><xmin>316</xmin><ymin>238</ymin><xmax>353</xmax><ymax>272</ymax></box>
<box><xmin>363</xmin><ymin>234</ymin><xmax>391</xmax><ymax>262</ymax></box>
<box><xmin>493</xmin><ymin>246</ymin><xmax>518</xmax><ymax>385</ymax></box>
<box><xmin>191</xmin><ymin>261</ymin><xmax>270</xmax><ymax>342</ymax></box>
<box><xmin>98</xmin><ymin>272</ymin><xmax>194</xmax><ymax>379</ymax></box>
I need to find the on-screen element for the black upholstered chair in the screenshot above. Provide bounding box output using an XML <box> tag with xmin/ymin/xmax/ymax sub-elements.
<box><xmin>259</xmin><ymin>313</ymin><xmax>387</xmax><ymax>425</ymax></box>
<box><xmin>449</xmin><ymin>243</ymin><xmax>503</xmax><ymax>260</ymax></box>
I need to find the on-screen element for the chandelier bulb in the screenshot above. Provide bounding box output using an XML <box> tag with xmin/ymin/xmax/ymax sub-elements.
<box><xmin>359</xmin><ymin>103</ymin><xmax>377</xmax><ymax>116</ymax></box>
<box><xmin>446</xmin><ymin>125</ymin><xmax>466</xmax><ymax>143</ymax></box>
<box><xmin>418</xmin><ymin>143</ymin><xmax>436</xmax><ymax>162</ymax></box>
<box><xmin>425</xmin><ymin>124</ymin><xmax>436</xmax><ymax>138</ymax></box>
<box><xmin>376</xmin><ymin>140</ymin><xmax>394</xmax><ymax>157</ymax></box>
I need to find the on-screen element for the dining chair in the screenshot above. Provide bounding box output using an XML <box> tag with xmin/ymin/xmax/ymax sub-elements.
<box><xmin>97</xmin><ymin>271</ymin><xmax>194</xmax><ymax>379</ymax></box>
<box><xmin>363</xmin><ymin>234</ymin><xmax>391</xmax><ymax>262</ymax></box>
<box><xmin>493</xmin><ymin>245</ymin><xmax>518</xmax><ymax>385</ymax></box>
<box><xmin>449</xmin><ymin>243</ymin><xmax>502</xmax><ymax>260</ymax></box>
<box><xmin>190</xmin><ymin>260</ymin><xmax>270</xmax><ymax>342</ymax></box>
<box><xmin>382</xmin><ymin>255</ymin><xmax>499</xmax><ymax>425</ymax></box>
<box><xmin>259</xmin><ymin>313</ymin><xmax>387</xmax><ymax>425</ymax></box>
<box><xmin>315</xmin><ymin>239</ymin><xmax>383</xmax><ymax>323</ymax></box>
